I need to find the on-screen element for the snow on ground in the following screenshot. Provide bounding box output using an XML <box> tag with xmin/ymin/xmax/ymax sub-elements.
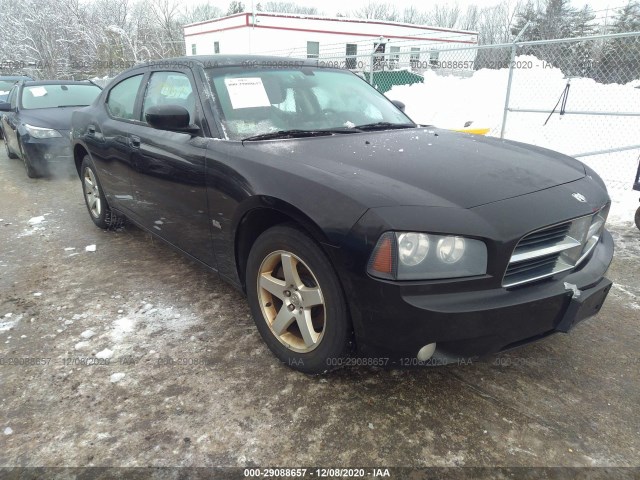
<box><xmin>387</xmin><ymin>55</ymin><xmax>640</xmax><ymax>227</ymax></box>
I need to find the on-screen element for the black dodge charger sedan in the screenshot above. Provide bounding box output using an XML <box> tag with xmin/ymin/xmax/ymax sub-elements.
<box><xmin>70</xmin><ymin>56</ymin><xmax>613</xmax><ymax>373</ymax></box>
<box><xmin>1</xmin><ymin>80</ymin><xmax>101</xmax><ymax>177</ymax></box>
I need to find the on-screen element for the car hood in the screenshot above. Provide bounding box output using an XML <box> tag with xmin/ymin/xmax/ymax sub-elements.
<box><xmin>19</xmin><ymin>107</ymin><xmax>84</xmax><ymax>131</ymax></box>
<box><xmin>243</xmin><ymin>128</ymin><xmax>586</xmax><ymax>209</ymax></box>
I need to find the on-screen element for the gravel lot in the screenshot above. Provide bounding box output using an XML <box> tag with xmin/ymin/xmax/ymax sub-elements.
<box><xmin>1</xmin><ymin>142</ymin><xmax>639</xmax><ymax>472</ymax></box>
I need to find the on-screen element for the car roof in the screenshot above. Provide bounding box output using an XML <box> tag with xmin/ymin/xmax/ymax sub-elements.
<box><xmin>22</xmin><ymin>80</ymin><xmax>96</xmax><ymax>86</ymax></box>
<box><xmin>138</xmin><ymin>55</ymin><xmax>318</xmax><ymax>69</ymax></box>
<box><xmin>0</xmin><ymin>76</ymin><xmax>33</xmax><ymax>81</ymax></box>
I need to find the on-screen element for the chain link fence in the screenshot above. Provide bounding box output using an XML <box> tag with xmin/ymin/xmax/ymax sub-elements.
<box><xmin>283</xmin><ymin>31</ymin><xmax>640</xmax><ymax>204</ymax></box>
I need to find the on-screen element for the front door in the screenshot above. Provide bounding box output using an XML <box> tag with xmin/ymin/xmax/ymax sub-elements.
<box><xmin>128</xmin><ymin>69</ymin><xmax>215</xmax><ymax>267</ymax></box>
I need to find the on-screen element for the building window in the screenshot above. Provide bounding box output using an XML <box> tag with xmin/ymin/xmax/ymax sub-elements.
<box><xmin>373</xmin><ymin>42</ymin><xmax>386</xmax><ymax>70</ymax></box>
<box><xmin>214</xmin><ymin>41</ymin><xmax>220</xmax><ymax>54</ymax></box>
<box><xmin>307</xmin><ymin>41</ymin><xmax>319</xmax><ymax>59</ymax></box>
<box><xmin>429</xmin><ymin>50</ymin><xmax>440</xmax><ymax>67</ymax></box>
<box><xmin>410</xmin><ymin>48</ymin><xmax>420</xmax><ymax>68</ymax></box>
<box><xmin>389</xmin><ymin>46</ymin><xmax>400</xmax><ymax>69</ymax></box>
<box><xmin>346</xmin><ymin>44</ymin><xmax>357</xmax><ymax>69</ymax></box>
<box><xmin>191</xmin><ymin>44</ymin><xmax>197</xmax><ymax>55</ymax></box>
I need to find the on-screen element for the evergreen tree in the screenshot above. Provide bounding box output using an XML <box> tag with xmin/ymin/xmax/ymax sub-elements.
<box><xmin>595</xmin><ymin>1</ymin><xmax>640</xmax><ymax>83</ymax></box>
<box><xmin>511</xmin><ymin>1</ymin><xmax>540</xmax><ymax>41</ymax></box>
<box><xmin>539</xmin><ymin>0</ymin><xmax>577</xmax><ymax>40</ymax></box>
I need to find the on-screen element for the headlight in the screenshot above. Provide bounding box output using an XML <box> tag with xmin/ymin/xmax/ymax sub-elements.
<box><xmin>368</xmin><ymin>232</ymin><xmax>487</xmax><ymax>280</ymax></box>
<box><xmin>398</xmin><ymin>233</ymin><xmax>430</xmax><ymax>266</ymax></box>
<box><xmin>24</xmin><ymin>124</ymin><xmax>62</xmax><ymax>139</ymax></box>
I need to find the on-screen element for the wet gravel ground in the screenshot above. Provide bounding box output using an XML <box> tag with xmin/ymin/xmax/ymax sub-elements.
<box><xmin>0</xmin><ymin>143</ymin><xmax>639</xmax><ymax>470</ymax></box>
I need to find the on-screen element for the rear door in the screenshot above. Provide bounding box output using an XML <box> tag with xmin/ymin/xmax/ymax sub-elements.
<box><xmin>128</xmin><ymin>68</ymin><xmax>215</xmax><ymax>267</ymax></box>
<box><xmin>94</xmin><ymin>72</ymin><xmax>147</xmax><ymax>213</ymax></box>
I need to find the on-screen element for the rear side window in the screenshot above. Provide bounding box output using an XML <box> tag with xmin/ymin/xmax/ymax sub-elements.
<box><xmin>141</xmin><ymin>71</ymin><xmax>195</xmax><ymax>123</ymax></box>
<box><xmin>107</xmin><ymin>75</ymin><xmax>143</xmax><ymax>120</ymax></box>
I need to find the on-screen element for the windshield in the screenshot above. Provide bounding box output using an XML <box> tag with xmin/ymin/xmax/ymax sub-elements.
<box><xmin>21</xmin><ymin>84</ymin><xmax>101</xmax><ymax>109</ymax></box>
<box><xmin>206</xmin><ymin>66</ymin><xmax>413</xmax><ymax>140</ymax></box>
<box><xmin>0</xmin><ymin>81</ymin><xmax>16</xmax><ymax>96</ymax></box>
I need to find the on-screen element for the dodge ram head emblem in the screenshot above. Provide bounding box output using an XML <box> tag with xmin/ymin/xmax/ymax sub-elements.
<box><xmin>572</xmin><ymin>193</ymin><xmax>587</xmax><ymax>203</ymax></box>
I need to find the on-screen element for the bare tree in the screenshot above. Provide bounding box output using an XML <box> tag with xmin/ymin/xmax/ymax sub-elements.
<box><xmin>429</xmin><ymin>4</ymin><xmax>461</xmax><ymax>28</ymax></box>
<box><xmin>182</xmin><ymin>3</ymin><xmax>223</xmax><ymax>24</ymax></box>
<box><xmin>263</xmin><ymin>2</ymin><xmax>319</xmax><ymax>14</ymax></box>
<box><xmin>460</xmin><ymin>5</ymin><xmax>480</xmax><ymax>31</ymax></box>
<box><xmin>401</xmin><ymin>6</ymin><xmax>428</xmax><ymax>24</ymax></box>
<box><xmin>353</xmin><ymin>1</ymin><xmax>399</xmax><ymax>21</ymax></box>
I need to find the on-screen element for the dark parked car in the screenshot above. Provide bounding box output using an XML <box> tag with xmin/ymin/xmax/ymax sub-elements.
<box><xmin>0</xmin><ymin>80</ymin><xmax>101</xmax><ymax>177</ymax></box>
<box><xmin>71</xmin><ymin>56</ymin><xmax>613</xmax><ymax>374</ymax></box>
<box><xmin>0</xmin><ymin>75</ymin><xmax>33</xmax><ymax>102</ymax></box>
<box><xmin>0</xmin><ymin>76</ymin><xmax>33</xmax><ymax>139</ymax></box>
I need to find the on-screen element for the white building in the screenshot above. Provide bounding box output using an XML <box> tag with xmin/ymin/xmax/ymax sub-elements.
<box><xmin>183</xmin><ymin>12</ymin><xmax>478</xmax><ymax>71</ymax></box>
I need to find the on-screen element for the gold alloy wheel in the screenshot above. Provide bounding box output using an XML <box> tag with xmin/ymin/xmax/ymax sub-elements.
<box><xmin>83</xmin><ymin>168</ymin><xmax>101</xmax><ymax>219</ymax></box>
<box><xmin>257</xmin><ymin>250</ymin><xmax>326</xmax><ymax>353</ymax></box>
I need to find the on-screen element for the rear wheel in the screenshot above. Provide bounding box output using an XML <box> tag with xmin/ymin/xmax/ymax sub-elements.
<box><xmin>81</xmin><ymin>157</ymin><xmax>125</xmax><ymax>229</ymax></box>
<box><xmin>246</xmin><ymin>225</ymin><xmax>352</xmax><ymax>374</ymax></box>
<box><xmin>635</xmin><ymin>206</ymin><xmax>640</xmax><ymax>231</ymax></box>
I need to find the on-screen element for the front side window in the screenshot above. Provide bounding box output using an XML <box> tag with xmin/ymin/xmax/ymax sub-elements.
<box><xmin>0</xmin><ymin>81</ymin><xmax>16</xmax><ymax>97</ymax></box>
<box><xmin>307</xmin><ymin>41</ymin><xmax>319</xmax><ymax>59</ymax></box>
<box><xmin>106</xmin><ymin>74</ymin><xmax>143</xmax><ymax>120</ymax></box>
<box><xmin>207</xmin><ymin>67</ymin><xmax>411</xmax><ymax>140</ymax></box>
<box><xmin>192</xmin><ymin>44</ymin><xmax>197</xmax><ymax>55</ymax></box>
<box><xmin>214</xmin><ymin>42</ymin><xmax>220</xmax><ymax>54</ymax></box>
<box><xmin>142</xmin><ymin>71</ymin><xmax>195</xmax><ymax>123</ymax></box>
<box><xmin>21</xmin><ymin>84</ymin><xmax>101</xmax><ymax>110</ymax></box>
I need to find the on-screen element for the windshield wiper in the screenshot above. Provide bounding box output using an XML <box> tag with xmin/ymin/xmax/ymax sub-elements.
<box><xmin>57</xmin><ymin>104</ymin><xmax>89</xmax><ymax>108</ymax></box>
<box><xmin>354</xmin><ymin>122</ymin><xmax>416</xmax><ymax>131</ymax></box>
<box><xmin>242</xmin><ymin>128</ymin><xmax>361</xmax><ymax>142</ymax></box>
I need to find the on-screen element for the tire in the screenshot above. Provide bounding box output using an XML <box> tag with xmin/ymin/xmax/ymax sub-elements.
<box><xmin>246</xmin><ymin>225</ymin><xmax>352</xmax><ymax>374</ymax></box>
<box><xmin>18</xmin><ymin>139</ymin><xmax>38</xmax><ymax>178</ymax></box>
<box><xmin>635</xmin><ymin>206</ymin><xmax>640</xmax><ymax>231</ymax></box>
<box><xmin>80</xmin><ymin>156</ymin><xmax>125</xmax><ymax>230</ymax></box>
<box><xmin>4</xmin><ymin>137</ymin><xmax>18</xmax><ymax>159</ymax></box>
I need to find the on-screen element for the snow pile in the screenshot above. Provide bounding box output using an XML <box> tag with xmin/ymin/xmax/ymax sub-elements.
<box><xmin>387</xmin><ymin>55</ymin><xmax>640</xmax><ymax>224</ymax></box>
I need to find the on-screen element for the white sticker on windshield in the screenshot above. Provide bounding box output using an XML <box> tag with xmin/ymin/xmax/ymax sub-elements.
<box><xmin>29</xmin><ymin>87</ymin><xmax>48</xmax><ymax>97</ymax></box>
<box><xmin>224</xmin><ymin>77</ymin><xmax>271</xmax><ymax>109</ymax></box>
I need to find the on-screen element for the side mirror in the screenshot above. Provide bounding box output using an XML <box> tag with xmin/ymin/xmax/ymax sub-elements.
<box><xmin>391</xmin><ymin>100</ymin><xmax>406</xmax><ymax>112</ymax></box>
<box><xmin>0</xmin><ymin>102</ymin><xmax>12</xmax><ymax>112</ymax></box>
<box><xmin>145</xmin><ymin>104</ymin><xmax>199</xmax><ymax>133</ymax></box>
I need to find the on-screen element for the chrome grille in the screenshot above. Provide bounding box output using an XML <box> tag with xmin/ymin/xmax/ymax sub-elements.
<box><xmin>503</xmin><ymin>205</ymin><xmax>609</xmax><ymax>288</ymax></box>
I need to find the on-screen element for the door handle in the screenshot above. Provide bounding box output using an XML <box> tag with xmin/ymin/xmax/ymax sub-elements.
<box><xmin>130</xmin><ymin>135</ymin><xmax>141</xmax><ymax>148</ymax></box>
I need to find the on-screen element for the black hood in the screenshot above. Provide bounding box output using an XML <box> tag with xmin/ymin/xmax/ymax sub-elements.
<box><xmin>243</xmin><ymin>128</ymin><xmax>586</xmax><ymax>209</ymax></box>
<box><xmin>19</xmin><ymin>106</ymin><xmax>86</xmax><ymax>131</ymax></box>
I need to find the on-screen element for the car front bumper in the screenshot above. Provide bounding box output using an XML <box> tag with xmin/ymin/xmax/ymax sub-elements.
<box><xmin>21</xmin><ymin>134</ymin><xmax>72</xmax><ymax>168</ymax></box>
<box><xmin>349</xmin><ymin>229</ymin><xmax>614</xmax><ymax>364</ymax></box>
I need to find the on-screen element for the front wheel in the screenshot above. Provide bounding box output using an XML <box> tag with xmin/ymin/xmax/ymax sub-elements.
<box><xmin>4</xmin><ymin>137</ymin><xmax>18</xmax><ymax>159</ymax></box>
<box><xmin>246</xmin><ymin>225</ymin><xmax>352</xmax><ymax>374</ymax></box>
<box><xmin>635</xmin><ymin>206</ymin><xmax>640</xmax><ymax>231</ymax></box>
<box><xmin>18</xmin><ymin>139</ymin><xmax>38</xmax><ymax>178</ymax></box>
<box><xmin>81</xmin><ymin>157</ymin><xmax>125</xmax><ymax>229</ymax></box>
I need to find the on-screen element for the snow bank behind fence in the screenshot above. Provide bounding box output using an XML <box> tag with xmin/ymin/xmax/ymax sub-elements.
<box><xmin>386</xmin><ymin>55</ymin><xmax>640</xmax><ymax>225</ymax></box>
